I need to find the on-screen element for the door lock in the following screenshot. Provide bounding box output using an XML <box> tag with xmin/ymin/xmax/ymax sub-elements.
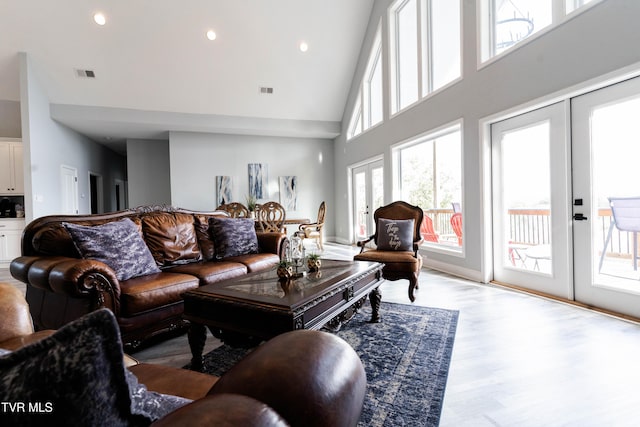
<box><xmin>573</xmin><ymin>213</ymin><xmax>588</xmax><ymax>221</ymax></box>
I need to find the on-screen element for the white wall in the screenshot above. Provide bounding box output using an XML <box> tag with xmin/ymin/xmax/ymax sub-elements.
<box><xmin>168</xmin><ymin>131</ymin><xmax>334</xmax><ymax>235</ymax></box>
<box><xmin>126</xmin><ymin>139</ymin><xmax>171</xmax><ymax>208</ymax></box>
<box><xmin>334</xmin><ymin>0</ymin><xmax>640</xmax><ymax>280</ymax></box>
<box><xmin>18</xmin><ymin>53</ymin><xmax>127</xmax><ymax>221</ymax></box>
<box><xmin>0</xmin><ymin>100</ymin><xmax>21</xmax><ymax>138</ymax></box>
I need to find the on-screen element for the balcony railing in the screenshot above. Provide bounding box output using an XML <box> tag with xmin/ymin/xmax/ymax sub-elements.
<box><xmin>424</xmin><ymin>207</ymin><xmax>635</xmax><ymax>259</ymax></box>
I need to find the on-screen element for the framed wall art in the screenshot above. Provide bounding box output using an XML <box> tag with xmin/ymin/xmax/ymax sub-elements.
<box><xmin>216</xmin><ymin>176</ymin><xmax>232</xmax><ymax>206</ymax></box>
<box><xmin>248</xmin><ymin>163</ymin><xmax>268</xmax><ymax>199</ymax></box>
<box><xmin>279</xmin><ymin>176</ymin><xmax>297</xmax><ymax>210</ymax></box>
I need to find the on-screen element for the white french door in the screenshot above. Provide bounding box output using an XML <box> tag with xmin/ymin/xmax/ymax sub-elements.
<box><xmin>351</xmin><ymin>159</ymin><xmax>384</xmax><ymax>242</ymax></box>
<box><xmin>572</xmin><ymin>76</ymin><xmax>640</xmax><ymax>317</ymax></box>
<box><xmin>491</xmin><ymin>102</ymin><xmax>573</xmax><ymax>298</ymax></box>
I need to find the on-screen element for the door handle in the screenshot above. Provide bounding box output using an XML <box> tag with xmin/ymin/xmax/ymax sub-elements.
<box><xmin>573</xmin><ymin>213</ymin><xmax>588</xmax><ymax>221</ymax></box>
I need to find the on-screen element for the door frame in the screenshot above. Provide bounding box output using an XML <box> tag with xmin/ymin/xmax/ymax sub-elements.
<box><xmin>490</xmin><ymin>101</ymin><xmax>574</xmax><ymax>299</ymax></box>
<box><xmin>348</xmin><ymin>156</ymin><xmax>384</xmax><ymax>244</ymax></box>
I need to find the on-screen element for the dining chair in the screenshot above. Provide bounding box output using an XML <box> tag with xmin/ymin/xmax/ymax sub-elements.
<box><xmin>256</xmin><ymin>201</ymin><xmax>286</xmax><ymax>232</ymax></box>
<box><xmin>216</xmin><ymin>202</ymin><xmax>250</xmax><ymax>218</ymax></box>
<box><xmin>298</xmin><ymin>201</ymin><xmax>326</xmax><ymax>251</ymax></box>
<box><xmin>353</xmin><ymin>201</ymin><xmax>424</xmax><ymax>315</ymax></box>
<box><xmin>450</xmin><ymin>213</ymin><xmax>463</xmax><ymax>246</ymax></box>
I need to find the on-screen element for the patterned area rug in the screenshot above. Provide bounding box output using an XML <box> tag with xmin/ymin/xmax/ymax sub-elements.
<box><xmin>192</xmin><ymin>302</ymin><xmax>458</xmax><ymax>427</ymax></box>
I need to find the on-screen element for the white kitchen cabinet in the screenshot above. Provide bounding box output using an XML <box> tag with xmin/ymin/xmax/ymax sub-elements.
<box><xmin>0</xmin><ymin>139</ymin><xmax>24</xmax><ymax>195</ymax></box>
<box><xmin>0</xmin><ymin>219</ymin><xmax>25</xmax><ymax>264</ymax></box>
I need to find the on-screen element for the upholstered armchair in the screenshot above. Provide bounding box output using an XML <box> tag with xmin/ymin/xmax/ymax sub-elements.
<box><xmin>298</xmin><ymin>201</ymin><xmax>326</xmax><ymax>250</ymax></box>
<box><xmin>0</xmin><ymin>282</ymin><xmax>367</xmax><ymax>427</ymax></box>
<box><xmin>354</xmin><ymin>201</ymin><xmax>424</xmax><ymax>314</ymax></box>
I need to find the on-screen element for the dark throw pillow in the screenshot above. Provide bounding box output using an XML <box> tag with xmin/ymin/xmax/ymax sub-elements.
<box><xmin>377</xmin><ymin>218</ymin><xmax>415</xmax><ymax>251</ymax></box>
<box><xmin>63</xmin><ymin>218</ymin><xmax>160</xmax><ymax>281</ymax></box>
<box><xmin>0</xmin><ymin>309</ymin><xmax>190</xmax><ymax>426</ymax></box>
<box><xmin>209</xmin><ymin>217</ymin><xmax>259</xmax><ymax>259</ymax></box>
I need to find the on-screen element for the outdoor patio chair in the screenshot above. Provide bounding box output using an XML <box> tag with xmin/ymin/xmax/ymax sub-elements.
<box><xmin>420</xmin><ymin>214</ymin><xmax>439</xmax><ymax>243</ymax></box>
<box><xmin>451</xmin><ymin>213</ymin><xmax>463</xmax><ymax>246</ymax></box>
<box><xmin>598</xmin><ymin>196</ymin><xmax>640</xmax><ymax>272</ymax></box>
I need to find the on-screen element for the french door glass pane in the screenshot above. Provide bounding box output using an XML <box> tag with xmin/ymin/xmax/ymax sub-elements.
<box><xmin>592</xmin><ymin>96</ymin><xmax>640</xmax><ymax>287</ymax></box>
<box><xmin>354</xmin><ymin>171</ymin><xmax>368</xmax><ymax>239</ymax></box>
<box><xmin>397</xmin><ymin>0</ymin><xmax>418</xmax><ymax>109</ymax></box>
<box><xmin>371</xmin><ymin>166</ymin><xmax>384</xmax><ymax>214</ymax></box>
<box><xmin>501</xmin><ymin>121</ymin><xmax>552</xmax><ymax>273</ymax></box>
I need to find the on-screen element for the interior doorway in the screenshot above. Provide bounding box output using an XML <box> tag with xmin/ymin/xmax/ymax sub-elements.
<box><xmin>89</xmin><ymin>172</ymin><xmax>103</xmax><ymax>214</ymax></box>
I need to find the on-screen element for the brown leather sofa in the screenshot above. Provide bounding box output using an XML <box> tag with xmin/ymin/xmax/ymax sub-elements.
<box><xmin>9</xmin><ymin>206</ymin><xmax>288</xmax><ymax>347</ymax></box>
<box><xmin>0</xmin><ymin>282</ymin><xmax>367</xmax><ymax>426</ymax></box>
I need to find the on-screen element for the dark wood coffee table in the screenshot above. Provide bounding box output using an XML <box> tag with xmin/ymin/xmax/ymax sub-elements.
<box><xmin>183</xmin><ymin>259</ymin><xmax>384</xmax><ymax>370</ymax></box>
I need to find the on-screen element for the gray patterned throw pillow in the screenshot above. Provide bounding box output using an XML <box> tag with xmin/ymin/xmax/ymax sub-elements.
<box><xmin>377</xmin><ymin>218</ymin><xmax>414</xmax><ymax>251</ymax></box>
<box><xmin>209</xmin><ymin>217</ymin><xmax>259</xmax><ymax>259</ymax></box>
<box><xmin>63</xmin><ymin>218</ymin><xmax>161</xmax><ymax>281</ymax></box>
<box><xmin>0</xmin><ymin>309</ymin><xmax>190</xmax><ymax>426</ymax></box>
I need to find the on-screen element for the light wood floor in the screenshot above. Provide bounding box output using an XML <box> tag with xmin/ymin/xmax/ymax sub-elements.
<box><xmin>3</xmin><ymin>244</ymin><xmax>640</xmax><ymax>426</ymax></box>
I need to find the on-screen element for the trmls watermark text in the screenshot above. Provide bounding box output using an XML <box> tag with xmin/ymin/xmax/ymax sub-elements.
<box><xmin>1</xmin><ymin>401</ymin><xmax>54</xmax><ymax>413</ymax></box>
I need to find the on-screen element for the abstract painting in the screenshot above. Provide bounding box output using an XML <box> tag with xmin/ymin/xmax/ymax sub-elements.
<box><xmin>279</xmin><ymin>176</ymin><xmax>297</xmax><ymax>210</ymax></box>
<box><xmin>216</xmin><ymin>176</ymin><xmax>232</xmax><ymax>206</ymax></box>
<box><xmin>248</xmin><ymin>163</ymin><xmax>268</xmax><ymax>199</ymax></box>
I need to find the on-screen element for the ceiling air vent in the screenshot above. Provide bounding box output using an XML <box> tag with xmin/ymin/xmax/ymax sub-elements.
<box><xmin>75</xmin><ymin>69</ymin><xmax>96</xmax><ymax>78</ymax></box>
<box><xmin>259</xmin><ymin>86</ymin><xmax>274</xmax><ymax>95</ymax></box>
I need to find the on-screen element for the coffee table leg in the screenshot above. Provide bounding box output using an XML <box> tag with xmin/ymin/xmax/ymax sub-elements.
<box><xmin>188</xmin><ymin>322</ymin><xmax>207</xmax><ymax>371</ymax></box>
<box><xmin>368</xmin><ymin>286</ymin><xmax>381</xmax><ymax>323</ymax></box>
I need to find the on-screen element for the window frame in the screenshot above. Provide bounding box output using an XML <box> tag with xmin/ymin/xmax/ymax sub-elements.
<box><xmin>389</xmin><ymin>0</ymin><xmax>461</xmax><ymax>116</ymax></box>
<box><xmin>347</xmin><ymin>23</ymin><xmax>383</xmax><ymax>141</ymax></box>
<box><xmin>480</xmin><ymin>0</ymin><xmax>602</xmax><ymax>64</ymax></box>
<box><xmin>392</xmin><ymin>120</ymin><xmax>464</xmax><ymax>254</ymax></box>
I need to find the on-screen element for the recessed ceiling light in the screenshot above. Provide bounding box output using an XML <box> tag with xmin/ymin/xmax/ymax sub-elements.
<box><xmin>299</xmin><ymin>41</ymin><xmax>309</xmax><ymax>53</ymax></box>
<box><xmin>93</xmin><ymin>12</ymin><xmax>106</xmax><ymax>26</ymax></box>
<box><xmin>206</xmin><ymin>30</ymin><xmax>217</xmax><ymax>41</ymax></box>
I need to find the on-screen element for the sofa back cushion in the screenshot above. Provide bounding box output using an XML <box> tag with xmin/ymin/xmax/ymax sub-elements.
<box><xmin>193</xmin><ymin>214</ymin><xmax>216</xmax><ymax>261</ymax></box>
<box><xmin>142</xmin><ymin>213</ymin><xmax>202</xmax><ymax>266</ymax></box>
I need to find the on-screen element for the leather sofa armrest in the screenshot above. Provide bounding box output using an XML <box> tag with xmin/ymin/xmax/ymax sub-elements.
<box><xmin>256</xmin><ymin>232</ymin><xmax>287</xmax><ymax>259</ymax></box>
<box><xmin>0</xmin><ymin>330</ymin><xmax>56</xmax><ymax>351</ymax></box>
<box><xmin>151</xmin><ymin>394</ymin><xmax>287</xmax><ymax>427</ymax></box>
<box><xmin>209</xmin><ymin>329</ymin><xmax>366</xmax><ymax>427</ymax></box>
<box><xmin>47</xmin><ymin>259</ymin><xmax>122</xmax><ymax>313</ymax></box>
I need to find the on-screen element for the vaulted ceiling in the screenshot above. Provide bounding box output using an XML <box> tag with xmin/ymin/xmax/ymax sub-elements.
<box><xmin>0</xmin><ymin>0</ymin><xmax>373</xmax><ymax>150</ymax></box>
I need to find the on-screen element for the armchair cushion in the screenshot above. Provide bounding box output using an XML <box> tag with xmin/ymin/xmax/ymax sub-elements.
<box><xmin>63</xmin><ymin>218</ymin><xmax>160</xmax><ymax>281</ymax></box>
<box><xmin>377</xmin><ymin>218</ymin><xmax>414</xmax><ymax>251</ymax></box>
<box><xmin>210</xmin><ymin>217</ymin><xmax>259</xmax><ymax>259</ymax></box>
<box><xmin>0</xmin><ymin>309</ymin><xmax>190</xmax><ymax>425</ymax></box>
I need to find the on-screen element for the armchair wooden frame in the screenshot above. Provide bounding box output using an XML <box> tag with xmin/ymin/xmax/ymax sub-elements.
<box><xmin>298</xmin><ymin>201</ymin><xmax>326</xmax><ymax>251</ymax></box>
<box><xmin>256</xmin><ymin>201</ymin><xmax>286</xmax><ymax>233</ymax></box>
<box><xmin>354</xmin><ymin>201</ymin><xmax>424</xmax><ymax>317</ymax></box>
